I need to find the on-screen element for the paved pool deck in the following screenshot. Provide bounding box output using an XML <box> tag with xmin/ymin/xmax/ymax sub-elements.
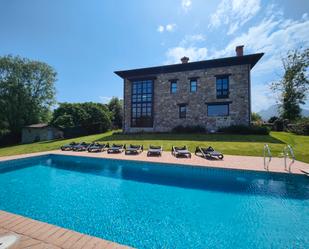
<box><xmin>0</xmin><ymin>211</ymin><xmax>133</xmax><ymax>249</ymax></box>
<box><xmin>1</xmin><ymin>149</ymin><xmax>309</xmax><ymax>174</ymax></box>
<box><xmin>1</xmin><ymin>150</ymin><xmax>309</xmax><ymax>248</ymax></box>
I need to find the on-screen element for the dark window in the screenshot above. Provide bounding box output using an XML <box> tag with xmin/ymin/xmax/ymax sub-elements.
<box><xmin>216</xmin><ymin>76</ymin><xmax>229</xmax><ymax>98</ymax></box>
<box><xmin>179</xmin><ymin>104</ymin><xmax>187</xmax><ymax>118</ymax></box>
<box><xmin>207</xmin><ymin>103</ymin><xmax>229</xmax><ymax>116</ymax></box>
<box><xmin>131</xmin><ymin>80</ymin><xmax>153</xmax><ymax>127</ymax></box>
<box><xmin>170</xmin><ymin>81</ymin><xmax>177</xmax><ymax>93</ymax></box>
<box><xmin>190</xmin><ymin>79</ymin><xmax>197</xmax><ymax>92</ymax></box>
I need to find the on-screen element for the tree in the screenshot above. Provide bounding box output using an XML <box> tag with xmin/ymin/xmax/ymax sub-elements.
<box><xmin>268</xmin><ymin>116</ymin><xmax>279</xmax><ymax>123</ymax></box>
<box><xmin>51</xmin><ymin>102</ymin><xmax>112</xmax><ymax>136</ymax></box>
<box><xmin>0</xmin><ymin>55</ymin><xmax>56</xmax><ymax>137</ymax></box>
<box><xmin>107</xmin><ymin>97</ymin><xmax>123</xmax><ymax>128</ymax></box>
<box><xmin>271</xmin><ymin>48</ymin><xmax>309</xmax><ymax>121</ymax></box>
<box><xmin>251</xmin><ymin>112</ymin><xmax>262</xmax><ymax>122</ymax></box>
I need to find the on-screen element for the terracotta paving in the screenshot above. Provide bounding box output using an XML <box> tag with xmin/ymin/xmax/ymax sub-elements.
<box><xmin>1</xmin><ymin>149</ymin><xmax>309</xmax><ymax>248</ymax></box>
<box><xmin>0</xmin><ymin>211</ymin><xmax>133</xmax><ymax>249</ymax></box>
<box><xmin>1</xmin><ymin>149</ymin><xmax>308</xmax><ymax>174</ymax></box>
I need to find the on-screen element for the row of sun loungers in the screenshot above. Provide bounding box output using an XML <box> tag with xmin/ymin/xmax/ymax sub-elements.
<box><xmin>60</xmin><ymin>142</ymin><xmax>224</xmax><ymax>159</ymax></box>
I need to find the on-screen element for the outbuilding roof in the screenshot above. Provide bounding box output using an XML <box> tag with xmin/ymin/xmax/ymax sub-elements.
<box><xmin>24</xmin><ymin>123</ymin><xmax>49</xmax><ymax>128</ymax></box>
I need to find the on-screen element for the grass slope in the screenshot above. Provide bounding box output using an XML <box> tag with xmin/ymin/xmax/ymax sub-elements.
<box><xmin>0</xmin><ymin>131</ymin><xmax>308</xmax><ymax>163</ymax></box>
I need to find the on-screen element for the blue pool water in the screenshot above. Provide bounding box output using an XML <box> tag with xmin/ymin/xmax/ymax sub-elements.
<box><xmin>0</xmin><ymin>155</ymin><xmax>308</xmax><ymax>249</ymax></box>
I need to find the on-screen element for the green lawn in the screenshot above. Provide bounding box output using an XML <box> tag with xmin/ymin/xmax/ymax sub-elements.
<box><xmin>0</xmin><ymin>131</ymin><xmax>309</xmax><ymax>163</ymax></box>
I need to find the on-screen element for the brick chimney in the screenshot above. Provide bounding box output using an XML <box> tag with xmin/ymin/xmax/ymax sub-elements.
<box><xmin>181</xmin><ymin>56</ymin><xmax>189</xmax><ymax>64</ymax></box>
<box><xmin>235</xmin><ymin>45</ymin><xmax>244</xmax><ymax>56</ymax></box>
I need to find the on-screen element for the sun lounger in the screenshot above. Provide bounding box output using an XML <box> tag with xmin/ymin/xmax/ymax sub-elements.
<box><xmin>72</xmin><ymin>142</ymin><xmax>91</xmax><ymax>152</ymax></box>
<box><xmin>147</xmin><ymin>145</ymin><xmax>163</xmax><ymax>156</ymax></box>
<box><xmin>195</xmin><ymin>146</ymin><xmax>224</xmax><ymax>160</ymax></box>
<box><xmin>88</xmin><ymin>143</ymin><xmax>109</xmax><ymax>153</ymax></box>
<box><xmin>172</xmin><ymin>146</ymin><xmax>191</xmax><ymax>158</ymax></box>
<box><xmin>60</xmin><ymin>142</ymin><xmax>78</xmax><ymax>151</ymax></box>
<box><xmin>107</xmin><ymin>144</ymin><xmax>124</xmax><ymax>153</ymax></box>
<box><xmin>125</xmin><ymin>144</ymin><xmax>143</xmax><ymax>155</ymax></box>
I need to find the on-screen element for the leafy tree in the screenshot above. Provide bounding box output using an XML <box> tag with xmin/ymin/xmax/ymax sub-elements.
<box><xmin>251</xmin><ymin>112</ymin><xmax>262</xmax><ymax>122</ymax></box>
<box><xmin>107</xmin><ymin>97</ymin><xmax>123</xmax><ymax>128</ymax></box>
<box><xmin>271</xmin><ymin>48</ymin><xmax>309</xmax><ymax>121</ymax></box>
<box><xmin>0</xmin><ymin>55</ymin><xmax>56</xmax><ymax>137</ymax></box>
<box><xmin>268</xmin><ymin>116</ymin><xmax>279</xmax><ymax>123</ymax></box>
<box><xmin>51</xmin><ymin>102</ymin><xmax>112</xmax><ymax>135</ymax></box>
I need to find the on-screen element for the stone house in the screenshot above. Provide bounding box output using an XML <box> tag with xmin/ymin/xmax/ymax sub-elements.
<box><xmin>21</xmin><ymin>124</ymin><xmax>63</xmax><ymax>143</ymax></box>
<box><xmin>115</xmin><ymin>46</ymin><xmax>263</xmax><ymax>133</ymax></box>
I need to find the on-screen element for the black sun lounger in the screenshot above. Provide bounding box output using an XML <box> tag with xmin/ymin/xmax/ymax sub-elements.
<box><xmin>88</xmin><ymin>143</ymin><xmax>109</xmax><ymax>153</ymax></box>
<box><xmin>172</xmin><ymin>146</ymin><xmax>191</xmax><ymax>158</ymax></box>
<box><xmin>72</xmin><ymin>142</ymin><xmax>91</xmax><ymax>152</ymax></box>
<box><xmin>125</xmin><ymin>144</ymin><xmax>143</xmax><ymax>155</ymax></box>
<box><xmin>61</xmin><ymin>142</ymin><xmax>78</xmax><ymax>151</ymax></box>
<box><xmin>107</xmin><ymin>144</ymin><xmax>124</xmax><ymax>153</ymax></box>
<box><xmin>147</xmin><ymin>145</ymin><xmax>163</xmax><ymax>157</ymax></box>
<box><xmin>195</xmin><ymin>146</ymin><xmax>224</xmax><ymax>160</ymax></box>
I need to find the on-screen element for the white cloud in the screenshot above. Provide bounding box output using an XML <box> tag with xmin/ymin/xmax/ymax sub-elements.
<box><xmin>157</xmin><ymin>25</ymin><xmax>164</xmax><ymax>33</ymax></box>
<box><xmin>165</xmin><ymin>34</ymin><xmax>207</xmax><ymax>64</ymax></box>
<box><xmin>182</xmin><ymin>0</ymin><xmax>192</xmax><ymax>12</ymax></box>
<box><xmin>165</xmin><ymin>46</ymin><xmax>207</xmax><ymax>64</ymax></box>
<box><xmin>210</xmin><ymin>12</ymin><xmax>309</xmax><ymax>76</ymax></box>
<box><xmin>157</xmin><ymin>24</ymin><xmax>176</xmax><ymax>33</ymax></box>
<box><xmin>251</xmin><ymin>84</ymin><xmax>276</xmax><ymax>112</ymax></box>
<box><xmin>209</xmin><ymin>0</ymin><xmax>261</xmax><ymax>35</ymax></box>
<box><xmin>166</xmin><ymin>23</ymin><xmax>176</xmax><ymax>32</ymax></box>
<box><xmin>99</xmin><ymin>96</ymin><xmax>113</xmax><ymax>104</ymax></box>
<box><xmin>179</xmin><ymin>34</ymin><xmax>206</xmax><ymax>46</ymax></box>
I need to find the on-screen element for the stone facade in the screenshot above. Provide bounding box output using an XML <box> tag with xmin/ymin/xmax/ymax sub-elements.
<box><xmin>21</xmin><ymin>125</ymin><xmax>63</xmax><ymax>143</ymax></box>
<box><xmin>123</xmin><ymin>64</ymin><xmax>251</xmax><ymax>133</ymax></box>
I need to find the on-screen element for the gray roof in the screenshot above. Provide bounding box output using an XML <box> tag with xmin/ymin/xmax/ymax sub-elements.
<box><xmin>115</xmin><ymin>53</ymin><xmax>264</xmax><ymax>79</ymax></box>
<box><xmin>24</xmin><ymin>123</ymin><xmax>49</xmax><ymax>128</ymax></box>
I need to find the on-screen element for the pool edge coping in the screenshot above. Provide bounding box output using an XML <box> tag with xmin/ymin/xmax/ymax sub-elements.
<box><xmin>0</xmin><ymin>150</ymin><xmax>308</xmax><ymax>175</ymax></box>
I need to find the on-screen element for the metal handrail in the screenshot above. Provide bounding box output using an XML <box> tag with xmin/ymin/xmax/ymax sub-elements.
<box><xmin>284</xmin><ymin>145</ymin><xmax>295</xmax><ymax>172</ymax></box>
<box><xmin>263</xmin><ymin>144</ymin><xmax>272</xmax><ymax>171</ymax></box>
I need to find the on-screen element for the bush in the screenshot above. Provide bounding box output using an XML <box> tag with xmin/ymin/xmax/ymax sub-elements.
<box><xmin>287</xmin><ymin>118</ymin><xmax>309</xmax><ymax>135</ymax></box>
<box><xmin>218</xmin><ymin>125</ymin><xmax>270</xmax><ymax>135</ymax></box>
<box><xmin>273</xmin><ymin>119</ymin><xmax>284</xmax><ymax>131</ymax></box>
<box><xmin>172</xmin><ymin>125</ymin><xmax>206</xmax><ymax>133</ymax></box>
<box><xmin>268</xmin><ymin>116</ymin><xmax>279</xmax><ymax>123</ymax></box>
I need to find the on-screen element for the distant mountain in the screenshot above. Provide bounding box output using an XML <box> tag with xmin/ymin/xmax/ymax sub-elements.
<box><xmin>258</xmin><ymin>104</ymin><xmax>309</xmax><ymax>121</ymax></box>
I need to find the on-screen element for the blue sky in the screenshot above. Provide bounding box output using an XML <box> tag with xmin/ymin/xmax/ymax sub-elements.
<box><xmin>0</xmin><ymin>0</ymin><xmax>308</xmax><ymax>111</ymax></box>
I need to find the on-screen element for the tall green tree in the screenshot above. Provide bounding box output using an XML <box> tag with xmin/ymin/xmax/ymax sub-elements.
<box><xmin>51</xmin><ymin>102</ymin><xmax>112</xmax><ymax>135</ymax></box>
<box><xmin>271</xmin><ymin>48</ymin><xmax>309</xmax><ymax>121</ymax></box>
<box><xmin>107</xmin><ymin>97</ymin><xmax>123</xmax><ymax>128</ymax></box>
<box><xmin>0</xmin><ymin>55</ymin><xmax>56</xmax><ymax>136</ymax></box>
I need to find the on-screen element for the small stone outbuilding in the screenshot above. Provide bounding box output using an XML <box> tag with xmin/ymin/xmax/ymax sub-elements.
<box><xmin>21</xmin><ymin>124</ymin><xmax>63</xmax><ymax>144</ymax></box>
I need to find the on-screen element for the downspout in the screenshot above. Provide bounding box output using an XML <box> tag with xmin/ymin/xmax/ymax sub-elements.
<box><xmin>123</xmin><ymin>79</ymin><xmax>126</xmax><ymax>133</ymax></box>
<box><xmin>248</xmin><ymin>64</ymin><xmax>251</xmax><ymax>125</ymax></box>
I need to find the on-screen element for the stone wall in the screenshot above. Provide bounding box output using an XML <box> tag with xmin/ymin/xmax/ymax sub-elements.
<box><xmin>123</xmin><ymin>64</ymin><xmax>251</xmax><ymax>133</ymax></box>
<box><xmin>21</xmin><ymin>127</ymin><xmax>63</xmax><ymax>143</ymax></box>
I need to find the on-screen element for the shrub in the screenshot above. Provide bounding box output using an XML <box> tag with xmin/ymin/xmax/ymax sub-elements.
<box><xmin>172</xmin><ymin>125</ymin><xmax>206</xmax><ymax>133</ymax></box>
<box><xmin>287</xmin><ymin>118</ymin><xmax>309</xmax><ymax>135</ymax></box>
<box><xmin>268</xmin><ymin>116</ymin><xmax>279</xmax><ymax>123</ymax></box>
<box><xmin>218</xmin><ymin>125</ymin><xmax>270</xmax><ymax>135</ymax></box>
<box><xmin>272</xmin><ymin>118</ymin><xmax>290</xmax><ymax>131</ymax></box>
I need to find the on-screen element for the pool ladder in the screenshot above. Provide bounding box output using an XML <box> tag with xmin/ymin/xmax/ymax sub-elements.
<box><xmin>263</xmin><ymin>144</ymin><xmax>272</xmax><ymax>171</ymax></box>
<box><xmin>283</xmin><ymin>145</ymin><xmax>295</xmax><ymax>172</ymax></box>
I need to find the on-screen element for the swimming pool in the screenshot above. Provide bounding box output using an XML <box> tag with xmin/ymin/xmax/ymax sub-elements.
<box><xmin>0</xmin><ymin>154</ymin><xmax>308</xmax><ymax>248</ymax></box>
